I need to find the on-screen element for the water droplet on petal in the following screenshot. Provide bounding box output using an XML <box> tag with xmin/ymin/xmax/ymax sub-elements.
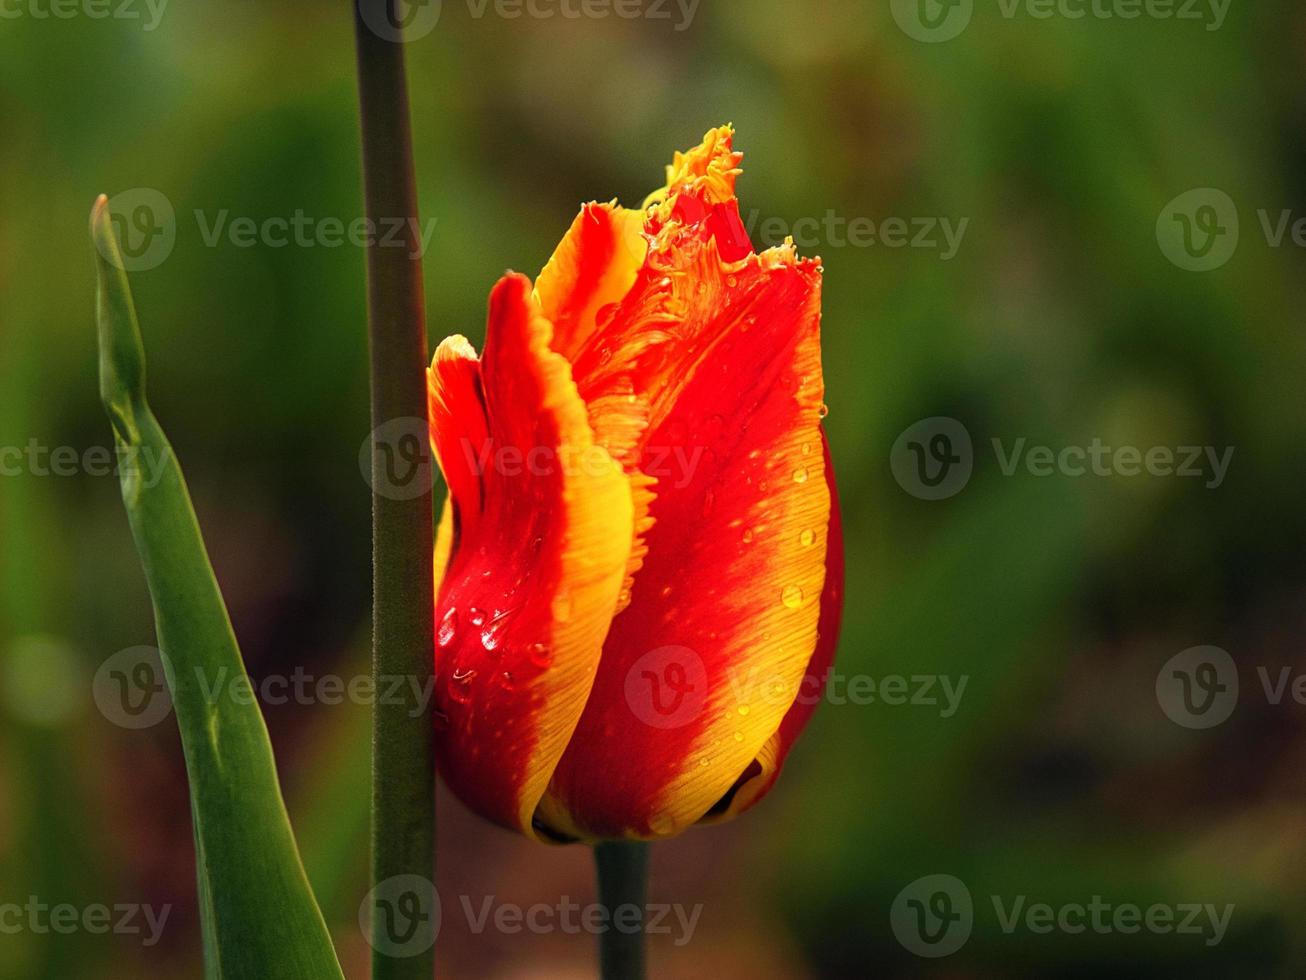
<box><xmin>528</xmin><ymin>642</ymin><xmax>553</xmax><ymax>668</ymax></box>
<box><xmin>481</xmin><ymin>609</ymin><xmax>513</xmax><ymax>651</ymax></box>
<box><xmin>800</xmin><ymin>528</ymin><xmax>816</xmax><ymax>547</ymax></box>
<box><xmin>737</xmin><ymin>704</ymin><xmax>750</xmax><ymax>716</ymax></box>
<box><xmin>552</xmin><ymin>592</ymin><xmax>573</xmax><ymax>622</ymax></box>
<box><xmin>742</xmin><ymin>528</ymin><xmax>754</xmax><ymax>544</ymax></box>
<box><xmin>734</xmin><ymin>731</ymin><xmax>745</xmax><ymax>742</ymax></box>
<box><xmin>782</xmin><ymin>585</ymin><xmax>804</xmax><ymax>608</ymax></box>
<box><xmin>817</xmin><ymin>403</ymin><xmax>830</xmax><ymax>419</ymax></box>
<box><xmin>467</xmin><ymin>607</ymin><xmax>487</xmax><ymax>628</ymax></box>
<box><xmin>792</xmin><ymin>467</ymin><xmax>808</xmax><ymax>484</ymax></box>
<box><xmin>437</xmin><ymin>608</ymin><xmax>459</xmax><ymax>648</ymax></box>
<box><xmin>449</xmin><ymin>667</ymin><xmax>476</xmax><ymax>704</ymax></box>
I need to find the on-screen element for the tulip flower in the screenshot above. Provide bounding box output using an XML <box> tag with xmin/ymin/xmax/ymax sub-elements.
<box><xmin>427</xmin><ymin>125</ymin><xmax>844</xmax><ymax>843</ymax></box>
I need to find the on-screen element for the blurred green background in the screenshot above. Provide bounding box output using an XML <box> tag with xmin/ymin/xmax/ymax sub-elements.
<box><xmin>4</xmin><ymin>0</ymin><xmax>1306</xmax><ymax>976</ymax></box>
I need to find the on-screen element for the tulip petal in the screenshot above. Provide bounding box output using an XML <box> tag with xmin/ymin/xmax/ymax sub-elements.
<box><xmin>700</xmin><ymin>433</ymin><xmax>844</xmax><ymax>822</ymax></box>
<box><xmin>545</xmin><ymin>240</ymin><xmax>832</xmax><ymax>839</ymax></box>
<box><xmin>427</xmin><ymin>274</ymin><xmax>634</xmax><ymax>838</ymax></box>
<box><xmin>534</xmin><ymin>201</ymin><xmax>647</xmax><ymax>363</ymax></box>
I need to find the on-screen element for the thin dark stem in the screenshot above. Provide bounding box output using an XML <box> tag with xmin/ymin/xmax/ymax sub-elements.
<box><xmin>353</xmin><ymin>4</ymin><xmax>435</xmax><ymax>977</ymax></box>
<box><xmin>594</xmin><ymin>842</ymin><xmax>651</xmax><ymax>980</ymax></box>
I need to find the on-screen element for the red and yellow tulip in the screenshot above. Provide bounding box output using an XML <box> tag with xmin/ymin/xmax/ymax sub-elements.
<box><xmin>427</xmin><ymin>126</ymin><xmax>843</xmax><ymax>842</ymax></box>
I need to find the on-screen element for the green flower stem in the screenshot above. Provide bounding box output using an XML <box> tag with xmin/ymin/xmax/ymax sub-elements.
<box><xmin>353</xmin><ymin>4</ymin><xmax>437</xmax><ymax>977</ymax></box>
<box><xmin>594</xmin><ymin>842</ymin><xmax>651</xmax><ymax>980</ymax></box>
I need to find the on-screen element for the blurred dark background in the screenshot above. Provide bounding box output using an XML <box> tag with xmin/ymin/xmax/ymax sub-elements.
<box><xmin>4</xmin><ymin>0</ymin><xmax>1306</xmax><ymax>977</ymax></box>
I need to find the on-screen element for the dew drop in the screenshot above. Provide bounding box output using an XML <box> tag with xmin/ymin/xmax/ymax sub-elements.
<box><xmin>800</xmin><ymin>528</ymin><xmax>816</xmax><ymax>547</ymax></box>
<box><xmin>552</xmin><ymin>591</ymin><xmax>573</xmax><ymax>622</ymax></box>
<box><xmin>467</xmin><ymin>607</ymin><xmax>487</xmax><ymax>628</ymax></box>
<box><xmin>817</xmin><ymin>403</ymin><xmax>830</xmax><ymax>419</ymax></box>
<box><xmin>801</xmin><ymin>442</ymin><xmax>813</xmax><ymax>456</ymax></box>
<box><xmin>437</xmin><ymin>608</ymin><xmax>459</xmax><ymax>648</ymax></box>
<box><xmin>660</xmin><ymin>585</ymin><xmax>672</xmax><ymax>598</ymax></box>
<box><xmin>782</xmin><ymin>585</ymin><xmax>804</xmax><ymax>608</ymax></box>
<box><xmin>499</xmin><ymin>670</ymin><xmax>516</xmax><ymax>692</ymax></box>
<box><xmin>481</xmin><ymin>609</ymin><xmax>513</xmax><ymax>652</ymax></box>
<box><xmin>734</xmin><ymin>731</ymin><xmax>745</xmax><ymax>742</ymax></box>
<box><xmin>792</xmin><ymin>467</ymin><xmax>808</xmax><ymax>484</ymax></box>
<box><xmin>742</xmin><ymin>528</ymin><xmax>755</xmax><ymax>544</ymax></box>
<box><xmin>528</xmin><ymin>642</ymin><xmax>553</xmax><ymax>668</ymax></box>
<box><xmin>737</xmin><ymin>704</ymin><xmax>750</xmax><ymax>716</ymax></box>
<box><xmin>448</xmin><ymin>667</ymin><xmax>476</xmax><ymax>704</ymax></box>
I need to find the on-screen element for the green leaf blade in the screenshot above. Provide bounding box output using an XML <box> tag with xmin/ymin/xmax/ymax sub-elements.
<box><xmin>91</xmin><ymin>196</ymin><xmax>346</xmax><ymax>980</ymax></box>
